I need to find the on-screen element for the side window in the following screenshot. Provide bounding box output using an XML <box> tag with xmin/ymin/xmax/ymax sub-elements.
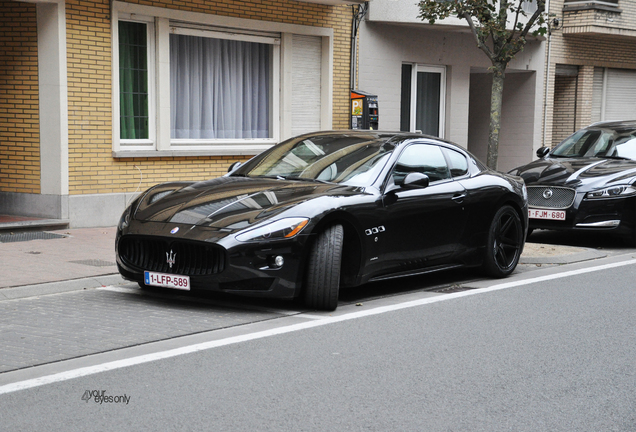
<box><xmin>445</xmin><ymin>148</ymin><xmax>469</xmax><ymax>177</ymax></box>
<box><xmin>392</xmin><ymin>144</ymin><xmax>450</xmax><ymax>185</ymax></box>
<box><xmin>613</xmin><ymin>137</ymin><xmax>636</xmax><ymax>160</ymax></box>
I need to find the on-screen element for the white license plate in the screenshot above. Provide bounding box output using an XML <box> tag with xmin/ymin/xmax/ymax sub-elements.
<box><xmin>528</xmin><ymin>208</ymin><xmax>566</xmax><ymax>221</ymax></box>
<box><xmin>144</xmin><ymin>271</ymin><xmax>190</xmax><ymax>290</ymax></box>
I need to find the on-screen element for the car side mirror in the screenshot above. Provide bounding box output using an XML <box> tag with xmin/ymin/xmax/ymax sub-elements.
<box><xmin>228</xmin><ymin>161</ymin><xmax>243</xmax><ymax>173</ymax></box>
<box><xmin>402</xmin><ymin>172</ymin><xmax>429</xmax><ymax>189</ymax></box>
<box><xmin>536</xmin><ymin>147</ymin><xmax>550</xmax><ymax>158</ymax></box>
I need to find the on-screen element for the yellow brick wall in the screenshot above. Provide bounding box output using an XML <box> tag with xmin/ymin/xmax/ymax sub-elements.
<box><xmin>0</xmin><ymin>2</ymin><xmax>40</xmax><ymax>194</ymax></box>
<box><xmin>563</xmin><ymin>1</ymin><xmax>636</xmax><ymax>35</ymax></box>
<box><xmin>66</xmin><ymin>0</ymin><xmax>353</xmax><ymax>195</ymax></box>
<box><xmin>551</xmin><ymin>74</ymin><xmax>577</xmax><ymax>146</ymax></box>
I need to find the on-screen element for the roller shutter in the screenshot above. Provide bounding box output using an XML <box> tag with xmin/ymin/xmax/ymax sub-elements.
<box><xmin>291</xmin><ymin>34</ymin><xmax>322</xmax><ymax>136</ymax></box>
<box><xmin>593</xmin><ymin>68</ymin><xmax>636</xmax><ymax>122</ymax></box>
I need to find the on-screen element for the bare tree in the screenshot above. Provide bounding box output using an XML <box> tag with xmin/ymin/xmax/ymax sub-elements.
<box><xmin>418</xmin><ymin>0</ymin><xmax>547</xmax><ymax>170</ymax></box>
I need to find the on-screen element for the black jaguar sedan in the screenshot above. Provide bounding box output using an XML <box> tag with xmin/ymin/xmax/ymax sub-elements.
<box><xmin>509</xmin><ymin>120</ymin><xmax>636</xmax><ymax>245</ymax></box>
<box><xmin>116</xmin><ymin>131</ymin><xmax>528</xmax><ymax>310</ymax></box>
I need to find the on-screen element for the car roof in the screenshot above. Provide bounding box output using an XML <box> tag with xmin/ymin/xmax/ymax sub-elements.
<box><xmin>299</xmin><ymin>130</ymin><xmax>463</xmax><ymax>149</ymax></box>
<box><xmin>588</xmin><ymin>120</ymin><xmax>636</xmax><ymax>129</ymax></box>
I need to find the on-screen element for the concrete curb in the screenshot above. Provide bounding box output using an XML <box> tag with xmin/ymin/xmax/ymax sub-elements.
<box><xmin>520</xmin><ymin>247</ymin><xmax>607</xmax><ymax>265</ymax></box>
<box><xmin>0</xmin><ymin>274</ymin><xmax>127</xmax><ymax>301</ymax></box>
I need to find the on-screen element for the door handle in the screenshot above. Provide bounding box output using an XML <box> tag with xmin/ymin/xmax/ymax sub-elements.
<box><xmin>452</xmin><ymin>193</ymin><xmax>466</xmax><ymax>204</ymax></box>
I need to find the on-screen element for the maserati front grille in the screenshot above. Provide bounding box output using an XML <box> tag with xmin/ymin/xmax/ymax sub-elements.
<box><xmin>118</xmin><ymin>236</ymin><xmax>226</xmax><ymax>276</ymax></box>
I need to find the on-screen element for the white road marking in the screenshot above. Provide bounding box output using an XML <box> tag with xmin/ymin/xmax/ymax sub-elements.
<box><xmin>2</xmin><ymin>258</ymin><xmax>635</xmax><ymax>395</ymax></box>
<box><xmin>294</xmin><ymin>314</ymin><xmax>331</xmax><ymax>320</ymax></box>
<box><xmin>96</xmin><ymin>286</ymin><xmax>301</xmax><ymax>315</ymax></box>
<box><xmin>98</xmin><ymin>286</ymin><xmax>143</xmax><ymax>295</ymax></box>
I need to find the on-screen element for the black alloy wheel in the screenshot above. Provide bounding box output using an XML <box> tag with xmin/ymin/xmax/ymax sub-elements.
<box><xmin>304</xmin><ymin>224</ymin><xmax>344</xmax><ymax>311</ymax></box>
<box><xmin>482</xmin><ymin>205</ymin><xmax>523</xmax><ymax>277</ymax></box>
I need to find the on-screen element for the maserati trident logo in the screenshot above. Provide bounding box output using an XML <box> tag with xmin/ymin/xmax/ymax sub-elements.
<box><xmin>166</xmin><ymin>250</ymin><xmax>177</xmax><ymax>269</ymax></box>
<box><xmin>542</xmin><ymin>189</ymin><xmax>554</xmax><ymax>199</ymax></box>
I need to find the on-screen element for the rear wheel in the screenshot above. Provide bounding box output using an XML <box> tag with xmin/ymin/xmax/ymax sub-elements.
<box><xmin>482</xmin><ymin>205</ymin><xmax>523</xmax><ymax>277</ymax></box>
<box><xmin>304</xmin><ymin>224</ymin><xmax>343</xmax><ymax>311</ymax></box>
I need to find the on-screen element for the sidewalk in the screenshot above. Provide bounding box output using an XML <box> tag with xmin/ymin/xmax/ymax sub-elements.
<box><xmin>0</xmin><ymin>226</ymin><xmax>607</xmax><ymax>301</ymax></box>
<box><xmin>0</xmin><ymin>227</ymin><xmax>126</xmax><ymax>300</ymax></box>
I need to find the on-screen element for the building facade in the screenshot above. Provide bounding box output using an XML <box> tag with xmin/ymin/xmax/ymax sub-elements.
<box><xmin>355</xmin><ymin>0</ymin><xmax>546</xmax><ymax>173</ymax></box>
<box><xmin>0</xmin><ymin>0</ymin><xmax>361</xmax><ymax>227</ymax></box>
<box><xmin>544</xmin><ymin>0</ymin><xmax>636</xmax><ymax>148</ymax></box>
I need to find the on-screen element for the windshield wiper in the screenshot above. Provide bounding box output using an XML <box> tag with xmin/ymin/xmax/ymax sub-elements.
<box><xmin>281</xmin><ymin>176</ymin><xmax>332</xmax><ymax>184</ymax></box>
<box><xmin>248</xmin><ymin>175</ymin><xmax>333</xmax><ymax>184</ymax></box>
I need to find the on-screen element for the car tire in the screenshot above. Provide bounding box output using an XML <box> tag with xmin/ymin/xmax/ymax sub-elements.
<box><xmin>482</xmin><ymin>205</ymin><xmax>523</xmax><ymax>278</ymax></box>
<box><xmin>304</xmin><ymin>224</ymin><xmax>343</xmax><ymax>311</ymax></box>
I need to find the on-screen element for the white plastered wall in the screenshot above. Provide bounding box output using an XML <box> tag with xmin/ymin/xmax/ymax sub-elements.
<box><xmin>357</xmin><ymin>21</ymin><xmax>545</xmax><ymax>172</ymax></box>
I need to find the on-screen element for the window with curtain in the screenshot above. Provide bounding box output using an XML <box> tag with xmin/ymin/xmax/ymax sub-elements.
<box><xmin>170</xmin><ymin>33</ymin><xmax>271</xmax><ymax>140</ymax></box>
<box><xmin>119</xmin><ymin>21</ymin><xmax>149</xmax><ymax>140</ymax></box>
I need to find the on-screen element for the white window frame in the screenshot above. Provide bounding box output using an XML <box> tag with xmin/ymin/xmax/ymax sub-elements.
<box><xmin>408</xmin><ymin>64</ymin><xmax>446</xmax><ymax>138</ymax></box>
<box><xmin>112</xmin><ymin>14</ymin><xmax>156</xmax><ymax>151</ymax></box>
<box><xmin>111</xmin><ymin>1</ymin><xmax>333</xmax><ymax>158</ymax></box>
<box><xmin>166</xmin><ymin>26</ymin><xmax>280</xmax><ymax>149</ymax></box>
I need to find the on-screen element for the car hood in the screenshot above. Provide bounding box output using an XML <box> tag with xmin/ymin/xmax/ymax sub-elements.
<box><xmin>512</xmin><ymin>157</ymin><xmax>636</xmax><ymax>188</ymax></box>
<box><xmin>132</xmin><ymin>176</ymin><xmax>362</xmax><ymax>230</ymax></box>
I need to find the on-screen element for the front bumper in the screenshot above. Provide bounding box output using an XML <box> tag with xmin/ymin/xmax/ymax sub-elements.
<box><xmin>116</xmin><ymin>222</ymin><xmax>311</xmax><ymax>299</ymax></box>
<box><xmin>528</xmin><ymin>194</ymin><xmax>636</xmax><ymax>235</ymax></box>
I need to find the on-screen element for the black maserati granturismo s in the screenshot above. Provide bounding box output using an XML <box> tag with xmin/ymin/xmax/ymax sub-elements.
<box><xmin>116</xmin><ymin>131</ymin><xmax>528</xmax><ymax>310</ymax></box>
<box><xmin>509</xmin><ymin>120</ymin><xmax>636</xmax><ymax>245</ymax></box>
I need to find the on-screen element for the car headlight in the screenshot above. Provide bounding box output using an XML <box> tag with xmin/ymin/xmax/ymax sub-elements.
<box><xmin>118</xmin><ymin>206</ymin><xmax>133</xmax><ymax>231</ymax></box>
<box><xmin>236</xmin><ymin>217</ymin><xmax>309</xmax><ymax>242</ymax></box>
<box><xmin>585</xmin><ymin>185</ymin><xmax>636</xmax><ymax>200</ymax></box>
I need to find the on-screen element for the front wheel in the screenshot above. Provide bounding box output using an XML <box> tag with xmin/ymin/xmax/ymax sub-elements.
<box><xmin>304</xmin><ymin>224</ymin><xmax>343</xmax><ymax>311</ymax></box>
<box><xmin>482</xmin><ymin>205</ymin><xmax>523</xmax><ymax>278</ymax></box>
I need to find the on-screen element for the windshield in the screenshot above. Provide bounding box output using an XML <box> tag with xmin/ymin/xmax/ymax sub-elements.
<box><xmin>232</xmin><ymin>134</ymin><xmax>395</xmax><ymax>187</ymax></box>
<box><xmin>551</xmin><ymin>127</ymin><xmax>636</xmax><ymax>160</ymax></box>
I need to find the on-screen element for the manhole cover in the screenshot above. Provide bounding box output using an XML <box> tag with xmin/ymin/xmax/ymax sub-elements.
<box><xmin>69</xmin><ymin>259</ymin><xmax>117</xmax><ymax>267</ymax></box>
<box><xmin>433</xmin><ymin>284</ymin><xmax>477</xmax><ymax>294</ymax></box>
<box><xmin>0</xmin><ymin>232</ymin><xmax>67</xmax><ymax>243</ymax></box>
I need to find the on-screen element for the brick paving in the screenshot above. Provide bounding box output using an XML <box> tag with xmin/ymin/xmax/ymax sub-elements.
<box><xmin>0</xmin><ymin>287</ymin><xmax>282</xmax><ymax>373</ymax></box>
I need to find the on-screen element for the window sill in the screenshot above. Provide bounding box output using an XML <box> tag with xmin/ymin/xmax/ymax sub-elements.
<box><xmin>112</xmin><ymin>144</ymin><xmax>274</xmax><ymax>159</ymax></box>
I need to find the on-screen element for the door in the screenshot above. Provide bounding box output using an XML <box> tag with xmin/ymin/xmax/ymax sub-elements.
<box><xmin>400</xmin><ymin>64</ymin><xmax>446</xmax><ymax>137</ymax></box>
<box><xmin>372</xmin><ymin>143</ymin><xmax>468</xmax><ymax>276</ymax></box>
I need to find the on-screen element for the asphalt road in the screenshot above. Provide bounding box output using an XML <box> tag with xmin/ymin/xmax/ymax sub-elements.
<box><xmin>1</xmin><ymin>247</ymin><xmax>635</xmax><ymax>431</ymax></box>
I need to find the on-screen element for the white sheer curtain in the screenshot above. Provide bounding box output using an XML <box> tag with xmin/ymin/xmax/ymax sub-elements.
<box><xmin>170</xmin><ymin>34</ymin><xmax>270</xmax><ymax>139</ymax></box>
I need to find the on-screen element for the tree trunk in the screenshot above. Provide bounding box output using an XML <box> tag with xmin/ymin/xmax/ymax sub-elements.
<box><xmin>487</xmin><ymin>62</ymin><xmax>506</xmax><ymax>171</ymax></box>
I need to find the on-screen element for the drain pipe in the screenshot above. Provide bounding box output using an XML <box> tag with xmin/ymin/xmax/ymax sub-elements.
<box><xmin>543</xmin><ymin>14</ymin><xmax>562</xmax><ymax>149</ymax></box>
<box><xmin>350</xmin><ymin>2</ymin><xmax>368</xmax><ymax>91</ymax></box>
<box><xmin>542</xmin><ymin>23</ymin><xmax>553</xmax><ymax>149</ymax></box>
